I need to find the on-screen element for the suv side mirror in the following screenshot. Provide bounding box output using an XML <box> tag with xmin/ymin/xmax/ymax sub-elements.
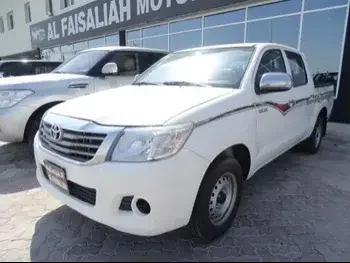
<box><xmin>101</xmin><ymin>62</ymin><xmax>118</xmax><ymax>76</ymax></box>
<box><xmin>259</xmin><ymin>72</ymin><xmax>293</xmax><ymax>92</ymax></box>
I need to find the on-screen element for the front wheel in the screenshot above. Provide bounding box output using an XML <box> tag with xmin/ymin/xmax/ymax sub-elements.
<box><xmin>189</xmin><ymin>158</ymin><xmax>243</xmax><ymax>242</ymax></box>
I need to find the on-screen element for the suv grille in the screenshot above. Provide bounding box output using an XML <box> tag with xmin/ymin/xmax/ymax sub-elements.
<box><xmin>39</xmin><ymin>121</ymin><xmax>107</xmax><ymax>162</ymax></box>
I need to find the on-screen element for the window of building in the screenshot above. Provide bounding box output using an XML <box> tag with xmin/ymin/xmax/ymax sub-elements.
<box><xmin>24</xmin><ymin>2</ymin><xmax>32</xmax><ymax>23</ymax></box>
<box><xmin>142</xmin><ymin>36</ymin><xmax>168</xmax><ymax>50</ymax></box>
<box><xmin>106</xmin><ymin>34</ymin><xmax>120</xmax><ymax>46</ymax></box>
<box><xmin>300</xmin><ymin>7</ymin><xmax>346</xmax><ymax>94</ymax></box>
<box><xmin>247</xmin><ymin>15</ymin><xmax>300</xmax><ymax>48</ymax></box>
<box><xmin>170</xmin><ymin>30</ymin><xmax>202</xmax><ymax>51</ymax></box>
<box><xmin>142</xmin><ymin>24</ymin><xmax>168</xmax><ymax>38</ymax></box>
<box><xmin>248</xmin><ymin>0</ymin><xmax>302</xmax><ymax>20</ymax></box>
<box><xmin>46</xmin><ymin>0</ymin><xmax>54</xmax><ymax>16</ymax></box>
<box><xmin>204</xmin><ymin>9</ymin><xmax>245</xmax><ymax>27</ymax></box>
<box><xmin>170</xmin><ymin>18</ymin><xmax>201</xmax><ymax>33</ymax></box>
<box><xmin>7</xmin><ymin>11</ymin><xmax>14</xmax><ymax>31</ymax></box>
<box><xmin>88</xmin><ymin>37</ymin><xmax>105</xmax><ymax>48</ymax></box>
<box><xmin>255</xmin><ymin>49</ymin><xmax>287</xmax><ymax>89</ymax></box>
<box><xmin>285</xmin><ymin>51</ymin><xmax>308</xmax><ymax>87</ymax></box>
<box><xmin>61</xmin><ymin>0</ymin><xmax>74</xmax><ymax>9</ymax></box>
<box><xmin>304</xmin><ymin>0</ymin><xmax>348</xmax><ymax>11</ymax></box>
<box><xmin>73</xmin><ymin>41</ymin><xmax>88</xmax><ymax>52</ymax></box>
<box><xmin>204</xmin><ymin>24</ymin><xmax>244</xmax><ymax>46</ymax></box>
<box><xmin>0</xmin><ymin>17</ymin><xmax>4</xmax><ymax>34</ymax></box>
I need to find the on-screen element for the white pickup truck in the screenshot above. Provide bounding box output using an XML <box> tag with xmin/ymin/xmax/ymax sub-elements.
<box><xmin>34</xmin><ymin>43</ymin><xmax>334</xmax><ymax>242</ymax></box>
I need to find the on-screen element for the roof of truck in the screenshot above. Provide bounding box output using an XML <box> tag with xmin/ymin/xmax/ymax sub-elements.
<box><xmin>82</xmin><ymin>46</ymin><xmax>169</xmax><ymax>54</ymax></box>
<box><xmin>177</xmin><ymin>43</ymin><xmax>300</xmax><ymax>53</ymax></box>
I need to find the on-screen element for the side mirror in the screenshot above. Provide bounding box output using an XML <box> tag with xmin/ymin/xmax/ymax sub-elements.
<box><xmin>259</xmin><ymin>72</ymin><xmax>293</xmax><ymax>92</ymax></box>
<box><xmin>134</xmin><ymin>74</ymin><xmax>140</xmax><ymax>81</ymax></box>
<box><xmin>101</xmin><ymin>62</ymin><xmax>118</xmax><ymax>76</ymax></box>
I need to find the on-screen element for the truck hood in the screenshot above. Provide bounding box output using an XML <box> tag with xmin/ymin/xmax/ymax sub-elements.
<box><xmin>50</xmin><ymin>85</ymin><xmax>233</xmax><ymax>126</ymax></box>
<box><xmin>0</xmin><ymin>73</ymin><xmax>92</xmax><ymax>89</ymax></box>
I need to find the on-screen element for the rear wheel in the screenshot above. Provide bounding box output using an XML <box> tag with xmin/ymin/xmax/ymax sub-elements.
<box><xmin>301</xmin><ymin>115</ymin><xmax>325</xmax><ymax>154</ymax></box>
<box><xmin>189</xmin><ymin>158</ymin><xmax>243</xmax><ymax>242</ymax></box>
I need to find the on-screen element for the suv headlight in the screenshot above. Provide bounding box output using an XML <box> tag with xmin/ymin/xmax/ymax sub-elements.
<box><xmin>109</xmin><ymin>123</ymin><xmax>194</xmax><ymax>162</ymax></box>
<box><xmin>0</xmin><ymin>90</ymin><xmax>34</xmax><ymax>108</ymax></box>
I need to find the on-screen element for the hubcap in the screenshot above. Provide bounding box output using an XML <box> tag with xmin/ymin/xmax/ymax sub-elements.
<box><xmin>209</xmin><ymin>172</ymin><xmax>237</xmax><ymax>226</ymax></box>
<box><xmin>315</xmin><ymin>123</ymin><xmax>322</xmax><ymax>147</ymax></box>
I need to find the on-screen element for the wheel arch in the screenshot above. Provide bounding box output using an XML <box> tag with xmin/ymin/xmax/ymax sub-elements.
<box><xmin>23</xmin><ymin>101</ymin><xmax>64</xmax><ymax>142</ymax></box>
<box><xmin>205</xmin><ymin>144</ymin><xmax>251</xmax><ymax>181</ymax></box>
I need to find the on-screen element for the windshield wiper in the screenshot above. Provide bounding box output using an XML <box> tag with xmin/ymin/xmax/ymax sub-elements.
<box><xmin>133</xmin><ymin>82</ymin><xmax>160</xmax><ymax>86</ymax></box>
<box><xmin>162</xmin><ymin>81</ymin><xmax>207</xmax><ymax>87</ymax></box>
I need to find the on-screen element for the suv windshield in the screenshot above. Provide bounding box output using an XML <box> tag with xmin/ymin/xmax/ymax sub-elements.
<box><xmin>53</xmin><ymin>50</ymin><xmax>108</xmax><ymax>75</ymax></box>
<box><xmin>134</xmin><ymin>47</ymin><xmax>255</xmax><ymax>88</ymax></box>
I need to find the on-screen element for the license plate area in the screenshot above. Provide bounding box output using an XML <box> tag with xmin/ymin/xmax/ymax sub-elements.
<box><xmin>43</xmin><ymin>160</ymin><xmax>69</xmax><ymax>192</ymax></box>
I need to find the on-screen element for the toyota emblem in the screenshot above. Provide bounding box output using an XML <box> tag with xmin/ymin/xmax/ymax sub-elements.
<box><xmin>50</xmin><ymin>125</ymin><xmax>62</xmax><ymax>141</ymax></box>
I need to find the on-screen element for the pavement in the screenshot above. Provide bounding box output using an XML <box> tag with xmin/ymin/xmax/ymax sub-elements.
<box><xmin>1</xmin><ymin>123</ymin><xmax>350</xmax><ymax>262</ymax></box>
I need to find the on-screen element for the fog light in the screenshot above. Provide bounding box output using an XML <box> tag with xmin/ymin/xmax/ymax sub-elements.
<box><xmin>136</xmin><ymin>198</ymin><xmax>151</xmax><ymax>215</ymax></box>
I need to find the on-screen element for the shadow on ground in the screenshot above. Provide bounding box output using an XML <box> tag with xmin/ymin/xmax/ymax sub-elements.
<box><xmin>0</xmin><ymin>143</ymin><xmax>38</xmax><ymax>194</ymax></box>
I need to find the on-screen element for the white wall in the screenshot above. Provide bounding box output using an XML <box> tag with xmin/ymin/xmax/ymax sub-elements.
<box><xmin>0</xmin><ymin>0</ymin><xmax>95</xmax><ymax>57</ymax></box>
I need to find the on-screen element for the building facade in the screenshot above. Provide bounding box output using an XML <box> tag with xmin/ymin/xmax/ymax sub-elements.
<box><xmin>0</xmin><ymin>0</ymin><xmax>349</xmax><ymax>122</ymax></box>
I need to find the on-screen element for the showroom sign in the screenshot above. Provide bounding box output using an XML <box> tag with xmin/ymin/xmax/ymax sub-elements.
<box><xmin>30</xmin><ymin>0</ymin><xmax>249</xmax><ymax>48</ymax></box>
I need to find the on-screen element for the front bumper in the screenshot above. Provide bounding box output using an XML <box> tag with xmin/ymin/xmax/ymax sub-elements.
<box><xmin>34</xmin><ymin>133</ymin><xmax>209</xmax><ymax>236</ymax></box>
<box><xmin>0</xmin><ymin>105</ymin><xmax>34</xmax><ymax>143</ymax></box>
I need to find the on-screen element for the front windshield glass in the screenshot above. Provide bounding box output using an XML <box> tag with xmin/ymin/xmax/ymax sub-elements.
<box><xmin>53</xmin><ymin>50</ymin><xmax>108</xmax><ymax>75</ymax></box>
<box><xmin>134</xmin><ymin>47</ymin><xmax>255</xmax><ymax>88</ymax></box>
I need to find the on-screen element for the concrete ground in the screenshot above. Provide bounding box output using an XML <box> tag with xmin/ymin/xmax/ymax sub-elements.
<box><xmin>0</xmin><ymin>123</ymin><xmax>350</xmax><ymax>262</ymax></box>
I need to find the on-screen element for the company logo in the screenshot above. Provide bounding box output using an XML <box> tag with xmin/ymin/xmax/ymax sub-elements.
<box><xmin>31</xmin><ymin>26</ymin><xmax>46</xmax><ymax>42</ymax></box>
<box><xmin>50</xmin><ymin>125</ymin><xmax>63</xmax><ymax>141</ymax></box>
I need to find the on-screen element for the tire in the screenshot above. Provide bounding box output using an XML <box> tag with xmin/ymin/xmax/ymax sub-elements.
<box><xmin>189</xmin><ymin>158</ymin><xmax>243</xmax><ymax>242</ymax></box>
<box><xmin>301</xmin><ymin>115</ymin><xmax>325</xmax><ymax>154</ymax></box>
<box><xmin>27</xmin><ymin>114</ymin><xmax>43</xmax><ymax>149</ymax></box>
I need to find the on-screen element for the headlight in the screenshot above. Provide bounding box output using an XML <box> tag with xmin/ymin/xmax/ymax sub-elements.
<box><xmin>0</xmin><ymin>90</ymin><xmax>34</xmax><ymax>108</ymax></box>
<box><xmin>109</xmin><ymin>123</ymin><xmax>194</xmax><ymax>162</ymax></box>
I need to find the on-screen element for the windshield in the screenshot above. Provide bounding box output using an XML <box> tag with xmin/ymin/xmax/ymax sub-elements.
<box><xmin>53</xmin><ymin>50</ymin><xmax>108</xmax><ymax>75</ymax></box>
<box><xmin>134</xmin><ymin>47</ymin><xmax>255</xmax><ymax>88</ymax></box>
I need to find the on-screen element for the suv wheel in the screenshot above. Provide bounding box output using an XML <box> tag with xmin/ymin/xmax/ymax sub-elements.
<box><xmin>189</xmin><ymin>158</ymin><xmax>243</xmax><ymax>242</ymax></box>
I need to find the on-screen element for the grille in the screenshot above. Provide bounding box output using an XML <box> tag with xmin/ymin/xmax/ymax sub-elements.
<box><xmin>39</xmin><ymin>121</ymin><xmax>107</xmax><ymax>162</ymax></box>
<box><xmin>42</xmin><ymin>165</ymin><xmax>96</xmax><ymax>206</ymax></box>
<box><xmin>68</xmin><ymin>181</ymin><xmax>96</xmax><ymax>206</ymax></box>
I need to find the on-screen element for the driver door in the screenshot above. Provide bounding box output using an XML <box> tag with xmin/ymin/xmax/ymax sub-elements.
<box><xmin>94</xmin><ymin>51</ymin><xmax>138</xmax><ymax>93</ymax></box>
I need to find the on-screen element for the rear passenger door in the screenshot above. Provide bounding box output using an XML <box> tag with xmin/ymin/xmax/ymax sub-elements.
<box><xmin>284</xmin><ymin>49</ymin><xmax>311</xmax><ymax>141</ymax></box>
<box><xmin>254</xmin><ymin>49</ymin><xmax>295</xmax><ymax>168</ymax></box>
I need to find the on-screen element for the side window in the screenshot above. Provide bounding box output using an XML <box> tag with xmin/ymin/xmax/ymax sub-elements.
<box><xmin>2</xmin><ymin>62</ymin><xmax>33</xmax><ymax>77</ymax></box>
<box><xmin>285</xmin><ymin>51</ymin><xmax>308</xmax><ymax>87</ymax></box>
<box><xmin>34</xmin><ymin>63</ymin><xmax>48</xmax><ymax>74</ymax></box>
<box><xmin>255</xmin><ymin>49</ymin><xmax>286</xmax><ymax>90</ymax></box>
<box><xmin>108</xmin><ymin>52</ymin><xmax>138</xmax><ymax>76</ymax></box>
<box><xmin>137</xmin><ymin>52</ymin><xmax>166</xmax><ymax>73</ymax></box>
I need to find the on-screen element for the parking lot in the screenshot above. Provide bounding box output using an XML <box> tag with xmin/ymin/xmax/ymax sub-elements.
<box><xmin>0</xmin><ymin>123</ymin><xmax>350</xmax><ymax>262</ymax></box>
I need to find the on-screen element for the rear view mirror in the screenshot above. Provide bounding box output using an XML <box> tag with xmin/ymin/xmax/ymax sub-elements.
<box><xmin>259</xmin><ymin>72</ymin><xmax>293</xmax><ymax>92</ymax></box>
<box><xmin>101</xmin><ymin>62</ymin><xmax>118</xmax><ymax>76</ymax></box>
